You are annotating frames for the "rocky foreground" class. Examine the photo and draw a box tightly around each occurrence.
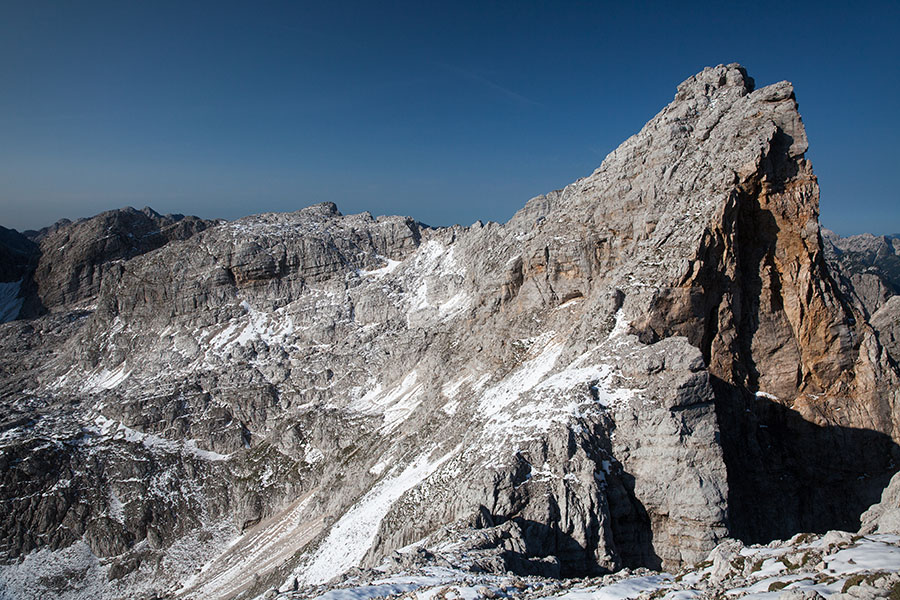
[233,474,900,599]
[1,64,899,600]
[281,533,900,600]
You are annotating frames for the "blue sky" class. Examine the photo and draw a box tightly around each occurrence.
[0,1,898,235]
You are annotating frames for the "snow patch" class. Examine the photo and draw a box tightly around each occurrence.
[86,364,131,391]
[305,447,325,465]
[91,416,230,461]
[206,301,296,355]
[351,371,424,433]
[108,490,125,524]
[311,582,422,600]
[478,338,637,445]
[824,534,900,574]
[540,575,672,599]
[0,542,108,600]
[180,494,317,599]
[295,447,458,585]
[478,334,564,418]
[437,291,472,321]
[609,308,631,338]
[358,256,403,279]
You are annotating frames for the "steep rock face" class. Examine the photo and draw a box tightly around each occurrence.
[871,297,900,366]
[0,226,39,283]
[0,226,39,323]
[823,229,900,317]
[26,206,213,313]
[1,64,898,600]
[859,469,900,536]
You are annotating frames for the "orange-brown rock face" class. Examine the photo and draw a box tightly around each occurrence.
[614,73,899,445]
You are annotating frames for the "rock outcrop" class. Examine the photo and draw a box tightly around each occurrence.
[823,229,900,317]
[860,469,900,535]
[0,207,213,323]
[871,296,900,366]
[0,226,39,323]
[27,206,213,312]
[1,64,898,600]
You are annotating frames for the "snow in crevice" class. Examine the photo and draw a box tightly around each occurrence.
[294,447,459,586]
[108,489,125,524]
[200,300,297,364]
[0,279,24,323]
[85,363,132,391]
[358,256,403,279]
[91,415,230,462]
[350,371,424,433]
[609,308,631,338]
[304,445,325,465]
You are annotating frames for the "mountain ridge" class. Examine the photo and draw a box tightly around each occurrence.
[1,64,898,600]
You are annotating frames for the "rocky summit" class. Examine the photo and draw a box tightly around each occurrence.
[1,64,898,600]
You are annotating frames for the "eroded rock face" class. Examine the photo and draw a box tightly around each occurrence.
[28,206,213,312]
[1,64,897,600]
[871,297,900,366]
[860,469,900,536]
[823,229,900,317]
[0,226,39,323]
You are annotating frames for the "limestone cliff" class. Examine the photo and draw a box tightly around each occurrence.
[0,64,897,600]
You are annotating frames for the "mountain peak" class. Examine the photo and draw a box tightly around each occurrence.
[675,63,755,100]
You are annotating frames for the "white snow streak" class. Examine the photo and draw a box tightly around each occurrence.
[358,256,403,279]
[351,371,424,433]
[297,448,458,585]
[92,416,230,461]
[86,364,131,391]
[478,335,564,418]
[181,494,317,599]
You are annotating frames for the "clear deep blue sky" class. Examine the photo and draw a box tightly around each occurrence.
[1,1,898,235]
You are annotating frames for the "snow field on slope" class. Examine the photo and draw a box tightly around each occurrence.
[402,241,472,325]
[294,447,459,585]
[824,534,900,574]
[539,575,672,599]
[205,300,297,357]
[349,371,424,433]
[478,331,637,448]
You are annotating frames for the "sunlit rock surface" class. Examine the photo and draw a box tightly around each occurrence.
[1,64,898,600]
